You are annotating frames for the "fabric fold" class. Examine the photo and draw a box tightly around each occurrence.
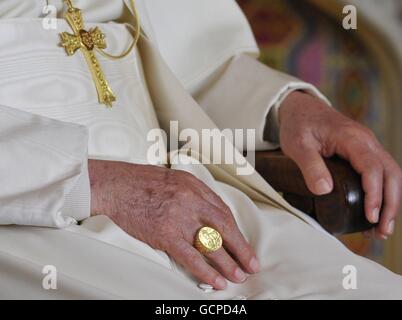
[0,104,90,227]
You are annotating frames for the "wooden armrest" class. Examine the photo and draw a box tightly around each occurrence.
[255,150,375,234]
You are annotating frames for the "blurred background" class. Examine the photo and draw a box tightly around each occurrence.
[237,0,402,273]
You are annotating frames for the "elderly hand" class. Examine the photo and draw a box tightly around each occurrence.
[279,91,402,239]
[88,160,259,289]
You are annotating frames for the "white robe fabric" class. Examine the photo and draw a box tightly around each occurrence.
[0,0,401,299]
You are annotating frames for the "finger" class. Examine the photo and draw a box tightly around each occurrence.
[340,144,384,224]
[190,176,231,214]
[206,248,247,283]
[191,193,260,274]
[288,144,333,195]
[361,161,383,224]
[167,240,227,290]
[222,227,260,275]
[201,210,259,274]
[374,226,388,240]
[377,169,401,237]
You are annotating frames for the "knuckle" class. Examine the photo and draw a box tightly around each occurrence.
[176,245,199,264]
[207,189,231,212]
[359,125,374,137]
[159,225,179,242]
[364,129,378,143]
[366,161,382,174]
[186,250,200,264]
[178,170,196,181]
[237,241,253,258]
[343,125,374,146]
[163,238,179,252]
[359,156,382,174]
[164,202,181,217]
[393,167,402,184]
[355,127,379,149]
[175,185,196,201]
[349,122,371,137]
[339,123,358,138]
[387,163,402,179]
[217,197,232,214]
[216,211,235,230]
[293,132,312,149]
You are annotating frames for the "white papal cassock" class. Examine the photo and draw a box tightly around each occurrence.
[0,0,401,299]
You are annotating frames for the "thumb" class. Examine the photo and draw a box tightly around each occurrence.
[289,146,333,195]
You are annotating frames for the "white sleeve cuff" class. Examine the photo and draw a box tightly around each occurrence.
[265,83,331,144]
[0,105,91,228]
[60,159,91,225]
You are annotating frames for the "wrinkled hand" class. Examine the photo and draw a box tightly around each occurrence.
[279,91,402,239]
[88,160,259,289]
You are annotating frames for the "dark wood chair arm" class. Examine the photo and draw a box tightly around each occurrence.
[254,150,375,235]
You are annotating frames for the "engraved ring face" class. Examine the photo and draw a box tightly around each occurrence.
[195,227,223,253]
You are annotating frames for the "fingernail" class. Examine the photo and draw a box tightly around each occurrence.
[315,178,332,195]
[234,267,246,282]
[371,208,380,223]
[214,276,227,289]
[249,257,260,273]
[386,220,395,235]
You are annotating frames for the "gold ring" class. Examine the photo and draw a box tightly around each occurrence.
[194,226,223,254]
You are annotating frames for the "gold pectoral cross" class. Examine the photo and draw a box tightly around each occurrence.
[60,0,116,107]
